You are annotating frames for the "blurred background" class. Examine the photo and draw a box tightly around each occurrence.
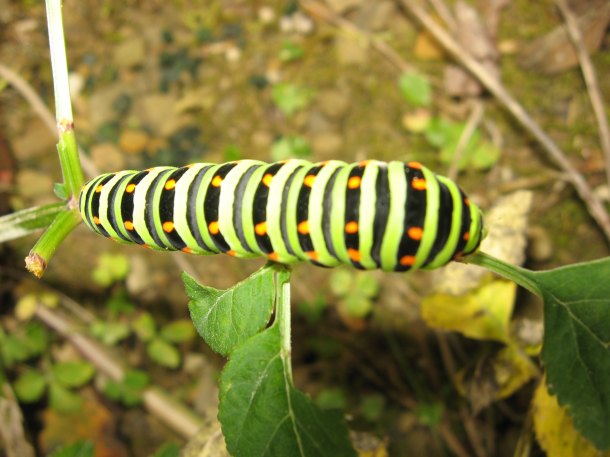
[1,0,609,456]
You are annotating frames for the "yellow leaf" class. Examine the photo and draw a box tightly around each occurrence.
[494,345,539,399]
[421,280,516,342]
[15,295,38,321]
[533,380,610,457]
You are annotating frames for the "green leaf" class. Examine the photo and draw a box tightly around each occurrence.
[132,312,156,342]
[219,324,356,457]
[354,274,379,298]
[534,258,610,451]
[329,269,353,297]
[49,381,83,413]
[398,72,431,107]
[14,369,47,403]
[147,337,181,369]
[360,394,385,422]
[223,145,242,162]
[103,369,149,407]
[90,321,131,346]
[279,41,304,62]
[160,319,195,343]
[271,83,312,116]
[271,136,312,162]
[414,402,443,427]
[92,253,130,287]
[53,182,68,200]
[51,361,95,388]
[342,296,372,319]
[466,253,610,451]
[184,264,278,356]
[48,440,95,457]
[0,203,64,243]
[315,388,347,411]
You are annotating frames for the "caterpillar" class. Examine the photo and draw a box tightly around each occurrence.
[78,159,484,272]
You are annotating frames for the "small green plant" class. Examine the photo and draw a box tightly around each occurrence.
[271,82,313,116]
[13,360,95,412]
[103,369,149,406]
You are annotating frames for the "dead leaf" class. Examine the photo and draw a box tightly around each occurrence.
[533,380,610,456]
[421,280,516,343]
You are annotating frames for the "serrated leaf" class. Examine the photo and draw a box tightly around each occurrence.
[398,72,431,107]
[52,361,95,388]
[184,265,277,356]
[132,312,156,342]
[533,380,606,457]
[160,319,195,343]
[14,369,47,402]
[219,324,356,457]
[49,440,95,457]
[49,381,83,413]
[147,337,181,369]
[531,258,610,451]
[421,280,516,343]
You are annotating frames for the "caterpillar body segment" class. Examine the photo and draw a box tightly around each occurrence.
[79,159,484,272]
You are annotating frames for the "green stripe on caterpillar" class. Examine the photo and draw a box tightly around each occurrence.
[78,159,484,272]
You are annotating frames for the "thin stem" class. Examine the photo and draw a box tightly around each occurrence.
[45,0,84,196]
[25,209,81,278]
[275,266,293,381]
[556,0,610,189]
[45,0,72,123]
[0,202,64,243]
[463,251,541,297]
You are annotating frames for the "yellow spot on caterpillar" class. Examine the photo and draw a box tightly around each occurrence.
[453,252,464,261]
[93,216,101,225]
[463,232,470,241]
[304,174,316,187]
[255,222,267,236]
[347,176,361,189]
[412,178,426,191]
[399,255,416,266]
[262,173,273,187]
[142,244,150,249]
[211,175,223,187]
[165,179,176,190]
[464,197,470,206]
[124,221,134,230]
[182,247,192,254]
[126,183,136,193]
[297,221,309,235]
[345,221,358,234]
[267,252,279,261]
[407,227,423,241]
[358,160,370,167]
[227,250,237,257]
[185,164,195,168]
[347,248,361,262]
[407,161,422,169]
[95,184,103,193]
[162,221,174,233]
[306,251,318,261]
[208,221,220,235]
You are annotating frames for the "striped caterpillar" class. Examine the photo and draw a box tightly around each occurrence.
[78,159,484,272]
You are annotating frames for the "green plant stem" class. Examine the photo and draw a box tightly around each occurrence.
[464,251,541,297]
[25,209,81,278]
[0,203,64,243]
[45,0,84,197]
[275,267,293,382]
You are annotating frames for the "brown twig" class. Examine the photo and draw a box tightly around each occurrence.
[34,304,203,438]
[397,0,610,244]
[300,0,416,74]
[447,100,485,181]
[555,0,610,190]
[0,382,35,457]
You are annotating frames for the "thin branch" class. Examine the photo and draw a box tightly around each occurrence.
[397,0,610,244]
[447,100,485,180]
[555,0,610,190]
[34,304,203,438]
[0,63,98,179]
[301,0,416,74]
